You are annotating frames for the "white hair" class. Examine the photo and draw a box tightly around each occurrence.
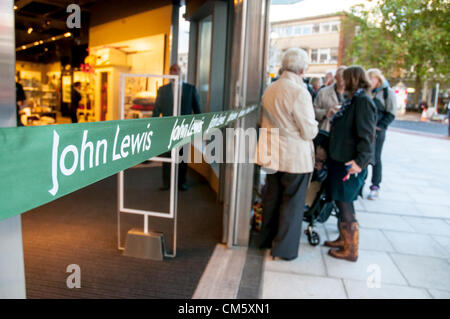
[281,48,309,74]
[367,68,386,86]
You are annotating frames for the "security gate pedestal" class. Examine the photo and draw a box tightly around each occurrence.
[123,229,165,261]
[117,73,181,259]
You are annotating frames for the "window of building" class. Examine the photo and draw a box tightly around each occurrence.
[320,23,330,33]
[311,49,318,63]
[331,21,340,32]
[302,24,312,35]
[312,23,320,33]
[330,48,338,63]
[319,48,329,63]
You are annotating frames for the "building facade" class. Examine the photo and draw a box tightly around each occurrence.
[269,13,354,77]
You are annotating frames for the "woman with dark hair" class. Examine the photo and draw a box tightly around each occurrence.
[324,66,377,262]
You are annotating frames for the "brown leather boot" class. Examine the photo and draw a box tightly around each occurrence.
[328,222,359,262]
[324,222,345,248]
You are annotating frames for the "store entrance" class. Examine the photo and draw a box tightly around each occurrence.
[14,0,226,298]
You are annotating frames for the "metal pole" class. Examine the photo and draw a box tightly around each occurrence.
[0,0,26,298]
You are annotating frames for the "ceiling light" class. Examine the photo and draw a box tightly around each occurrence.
[39,40,44,44]
[34,41,39,46]
[27,27,33,34]
[64,32,71,37]
[14,5,18,10]
[21,45,26,49]
[51,37,56,41]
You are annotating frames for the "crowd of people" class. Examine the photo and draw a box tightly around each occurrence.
[256,48,398,262]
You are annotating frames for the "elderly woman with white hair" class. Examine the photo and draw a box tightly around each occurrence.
[256,48,318,261]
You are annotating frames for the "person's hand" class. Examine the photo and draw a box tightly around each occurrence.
[327,108,337,119]
[345,160,362,175]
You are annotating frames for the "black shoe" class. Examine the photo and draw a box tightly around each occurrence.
[159,186,170,191]
[179,184,188,191]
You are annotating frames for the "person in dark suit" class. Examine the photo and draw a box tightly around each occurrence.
[16,81,26,126]
[153,64,201,191]
[70,82,81,123]
[325,66,376,262]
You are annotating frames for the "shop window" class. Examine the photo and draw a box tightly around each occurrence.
[293,26,302,35]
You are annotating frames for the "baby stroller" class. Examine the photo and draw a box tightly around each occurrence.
[303,130,339,246]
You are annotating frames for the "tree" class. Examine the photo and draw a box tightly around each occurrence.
[346,0,449,106]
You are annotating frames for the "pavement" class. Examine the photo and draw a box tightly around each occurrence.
[260,130,450,299]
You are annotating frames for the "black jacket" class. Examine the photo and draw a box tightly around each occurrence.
[329,92,377,169]
[71,88,81,113]
[153,82,201,117]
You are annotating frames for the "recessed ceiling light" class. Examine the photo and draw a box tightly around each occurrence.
[64,32,71,37]
[27,27,33,34]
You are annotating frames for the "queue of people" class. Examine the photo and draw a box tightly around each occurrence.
[257,48,397,262]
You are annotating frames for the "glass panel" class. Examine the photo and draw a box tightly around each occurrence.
[330,48,338,63]
[196,15,212,112]
[331,22,340,32]
[302,24,312,35]
[321,23,330,33]
[319,48,330,63]
[312,23,320,33]
[311,49,318,63]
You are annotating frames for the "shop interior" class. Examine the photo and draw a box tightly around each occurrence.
[15,0,171,126]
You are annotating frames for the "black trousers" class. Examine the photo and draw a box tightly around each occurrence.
[161,151,187,188]
[70,110,78,123]
[371,129,386,188]
[259,171,311,260]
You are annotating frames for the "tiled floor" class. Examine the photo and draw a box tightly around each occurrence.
[261,130,450,299]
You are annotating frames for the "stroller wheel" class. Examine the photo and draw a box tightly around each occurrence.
[307,231,320,246]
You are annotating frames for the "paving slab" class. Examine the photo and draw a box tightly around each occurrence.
[322,248,407,285]
[265,243,327,277]
[415,203,450,219]
[431,235,450,258]
[383,230,448,259]
[343,279,430,299]
[403,216,450,237]
[390,254,450,291]
[428,289,450,299]
[262,271,347,299]
[357,212,415,232]
[362,200,423,217]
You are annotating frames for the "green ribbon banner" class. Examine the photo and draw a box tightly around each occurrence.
[0,105,258,221]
